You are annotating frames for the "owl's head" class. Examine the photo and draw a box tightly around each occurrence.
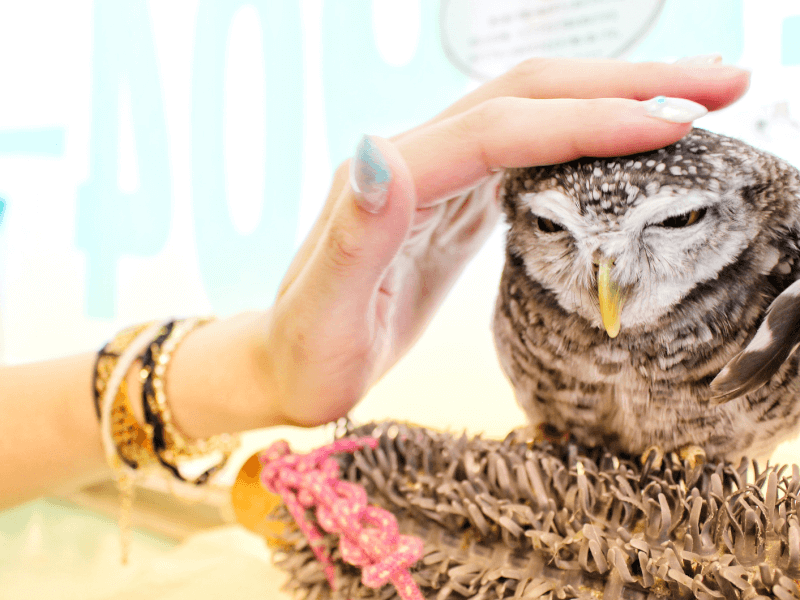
[501,128,800,338]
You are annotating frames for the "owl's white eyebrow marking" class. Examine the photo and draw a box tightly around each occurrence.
[521,190,585,232]
[623,190,714,231]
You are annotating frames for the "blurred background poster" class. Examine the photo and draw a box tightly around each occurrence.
[0,0,798,438]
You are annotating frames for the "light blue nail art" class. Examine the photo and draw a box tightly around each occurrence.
[350,135,392,213]
[0,199,5,226]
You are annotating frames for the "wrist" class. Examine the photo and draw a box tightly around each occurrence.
[165,310,289,437]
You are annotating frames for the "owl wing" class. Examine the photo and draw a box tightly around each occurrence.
[710,278,800,403]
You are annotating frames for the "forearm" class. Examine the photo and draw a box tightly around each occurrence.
[0,311,286,509]
[0,352,107,509]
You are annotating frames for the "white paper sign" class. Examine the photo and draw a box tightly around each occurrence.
[441,0,666,80]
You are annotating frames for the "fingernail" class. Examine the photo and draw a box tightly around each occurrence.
[0,198,5,226]
[350,135,392,214]
[674,53,723,66]
[641,96,708,123]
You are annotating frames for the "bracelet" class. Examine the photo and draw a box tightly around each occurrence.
[93,321,154,418]
[93,321,161,470]
[95,319,170,564]
[140,317,239,485]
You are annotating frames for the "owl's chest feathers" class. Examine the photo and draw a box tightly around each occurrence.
[494,252,797,458]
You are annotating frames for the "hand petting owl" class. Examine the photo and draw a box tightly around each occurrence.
[494,128,800,463]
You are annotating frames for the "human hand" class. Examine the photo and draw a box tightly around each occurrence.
[258,57,750,427]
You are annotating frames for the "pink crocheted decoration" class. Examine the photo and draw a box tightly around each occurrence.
[260,438,425,600]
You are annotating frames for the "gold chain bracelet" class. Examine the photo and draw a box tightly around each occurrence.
[140,317,239,485]
[95,320,169,563]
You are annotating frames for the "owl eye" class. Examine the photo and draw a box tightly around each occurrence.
[536,216,565,233]
[657,207,707,228]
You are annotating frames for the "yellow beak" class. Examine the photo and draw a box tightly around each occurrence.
[597,258,623,338]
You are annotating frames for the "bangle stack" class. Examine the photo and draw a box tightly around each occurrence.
[93,317,240,563]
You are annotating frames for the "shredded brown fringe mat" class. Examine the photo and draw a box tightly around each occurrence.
[268,421,800,600]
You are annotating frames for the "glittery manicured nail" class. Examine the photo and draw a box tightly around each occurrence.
[642,96,708,123]
[674,54,723,66]
[0,199,5,226]
[350,135,392,214]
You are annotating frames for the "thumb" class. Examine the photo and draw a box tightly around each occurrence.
[290,135,416,327]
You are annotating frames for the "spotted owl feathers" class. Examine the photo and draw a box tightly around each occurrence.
[493,128,800,461]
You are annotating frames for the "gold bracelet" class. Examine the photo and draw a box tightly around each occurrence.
[95,319,170,564]
[94,321,161,470]
[140,317,239,484]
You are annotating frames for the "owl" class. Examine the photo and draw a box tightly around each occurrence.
[493,128,800,463]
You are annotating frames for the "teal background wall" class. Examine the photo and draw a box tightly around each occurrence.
[0,0,799,392]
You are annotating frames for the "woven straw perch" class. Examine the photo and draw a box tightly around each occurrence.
[267,420,800,600]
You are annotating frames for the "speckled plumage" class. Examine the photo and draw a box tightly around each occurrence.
[493,128,800,461]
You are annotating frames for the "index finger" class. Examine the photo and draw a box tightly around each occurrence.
[398,58,750,139]
[399,97,703,207]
